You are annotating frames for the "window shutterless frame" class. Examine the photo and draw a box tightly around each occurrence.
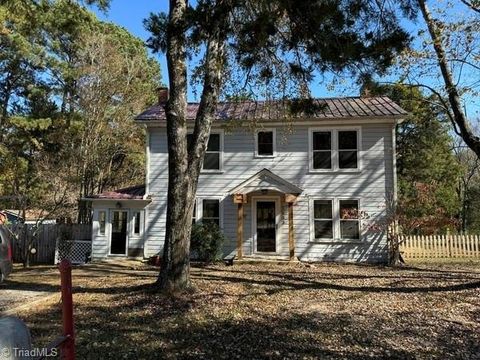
[187,130,224,173]
[309,197,362,242]
[197,197,223,228]
[254,128,276,158]
[308,127,362,172]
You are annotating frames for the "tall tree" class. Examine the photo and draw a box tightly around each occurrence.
[398,0,480,157]
[0,0,161,224]
[145,0,416,291]
[367,84,462,234]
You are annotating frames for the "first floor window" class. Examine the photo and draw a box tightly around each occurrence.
[98,211,106,235]
[192,199,197,226]
[133,211,141,235]
[339,200,360,239]
[202,199,220,226]
[313,200,333,239]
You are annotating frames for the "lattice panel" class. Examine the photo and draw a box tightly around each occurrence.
[55,240,92,264]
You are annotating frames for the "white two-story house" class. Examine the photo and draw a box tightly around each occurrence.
[86,89,406,263]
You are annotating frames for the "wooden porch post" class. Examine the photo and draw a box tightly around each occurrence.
[234,194,247,259]
[237,202,243,259]
[288,202,294,260]
[285,194,297,261]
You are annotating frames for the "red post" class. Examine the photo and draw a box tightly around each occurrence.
[59,259,75,360]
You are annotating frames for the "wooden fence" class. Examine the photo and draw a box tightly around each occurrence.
[7,224,92,264]
[399,234,480,259]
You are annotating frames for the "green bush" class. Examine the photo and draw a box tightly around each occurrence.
[190,222,225,262]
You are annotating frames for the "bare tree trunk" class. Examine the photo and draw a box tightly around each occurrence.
[417,0,480,157]
[157,0,191,291]
[157,0,228,292]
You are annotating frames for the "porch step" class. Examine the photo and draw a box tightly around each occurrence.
[233,256,300,265]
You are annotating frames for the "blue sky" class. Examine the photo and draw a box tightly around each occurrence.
[93,0,365,101]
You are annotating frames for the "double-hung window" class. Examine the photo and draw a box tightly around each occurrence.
[312,131,332,169]
[187,132,223,171]
[339,200,360,240]
[255,129,276,157]
[338,131,358,169]
[310,128,360,171]
[313,200,333,239]
[202,199,220,227]
[311,198,361,241]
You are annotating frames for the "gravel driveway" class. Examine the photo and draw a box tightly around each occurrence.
[0,266,59,314]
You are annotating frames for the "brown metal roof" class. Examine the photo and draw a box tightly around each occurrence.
[135,96,407,122]
[88,185,146,200]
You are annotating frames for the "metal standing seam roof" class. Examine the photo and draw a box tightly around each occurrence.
[86,185,146,200]
[135,96,407,122]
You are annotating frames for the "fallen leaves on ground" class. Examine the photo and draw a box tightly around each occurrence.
[9,260,480,359]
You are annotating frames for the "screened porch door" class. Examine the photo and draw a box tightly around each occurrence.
[255,201,276,253]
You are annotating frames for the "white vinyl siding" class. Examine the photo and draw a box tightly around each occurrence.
[146,122,394,263]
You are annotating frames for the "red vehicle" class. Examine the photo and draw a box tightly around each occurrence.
[0,226,13,282]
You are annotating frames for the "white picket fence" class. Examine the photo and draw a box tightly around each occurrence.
[399,234,480,259]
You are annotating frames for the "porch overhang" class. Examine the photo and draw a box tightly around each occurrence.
[228,168,303,198]
[229,169,302,261]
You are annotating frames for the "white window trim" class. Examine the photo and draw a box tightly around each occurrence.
[201,130,224,173]
[308,127,362,173]
[197,197,223,229]
[310,198,335,241]
[338,198,361,241]
[254,128,276,158]
[309,197,362,243]
[131,210,143,237]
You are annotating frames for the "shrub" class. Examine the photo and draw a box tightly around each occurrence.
[190,222,225,262]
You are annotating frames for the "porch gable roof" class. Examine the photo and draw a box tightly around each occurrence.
[228,168,303,195]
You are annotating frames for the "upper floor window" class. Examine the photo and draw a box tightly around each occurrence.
[255,129,276,157]
[310,128,360,171]
[312,131,332,169]
[338,131,358,169]
[187,132,223,172]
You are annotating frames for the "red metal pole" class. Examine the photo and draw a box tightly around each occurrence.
[59,259,75,360]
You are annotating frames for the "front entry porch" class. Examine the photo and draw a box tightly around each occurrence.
[229,168,302,261]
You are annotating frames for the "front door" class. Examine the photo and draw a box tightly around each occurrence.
[256,201,276,252]
[111,211,127,255]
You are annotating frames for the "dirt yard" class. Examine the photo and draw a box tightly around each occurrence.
[3,260,480,359]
